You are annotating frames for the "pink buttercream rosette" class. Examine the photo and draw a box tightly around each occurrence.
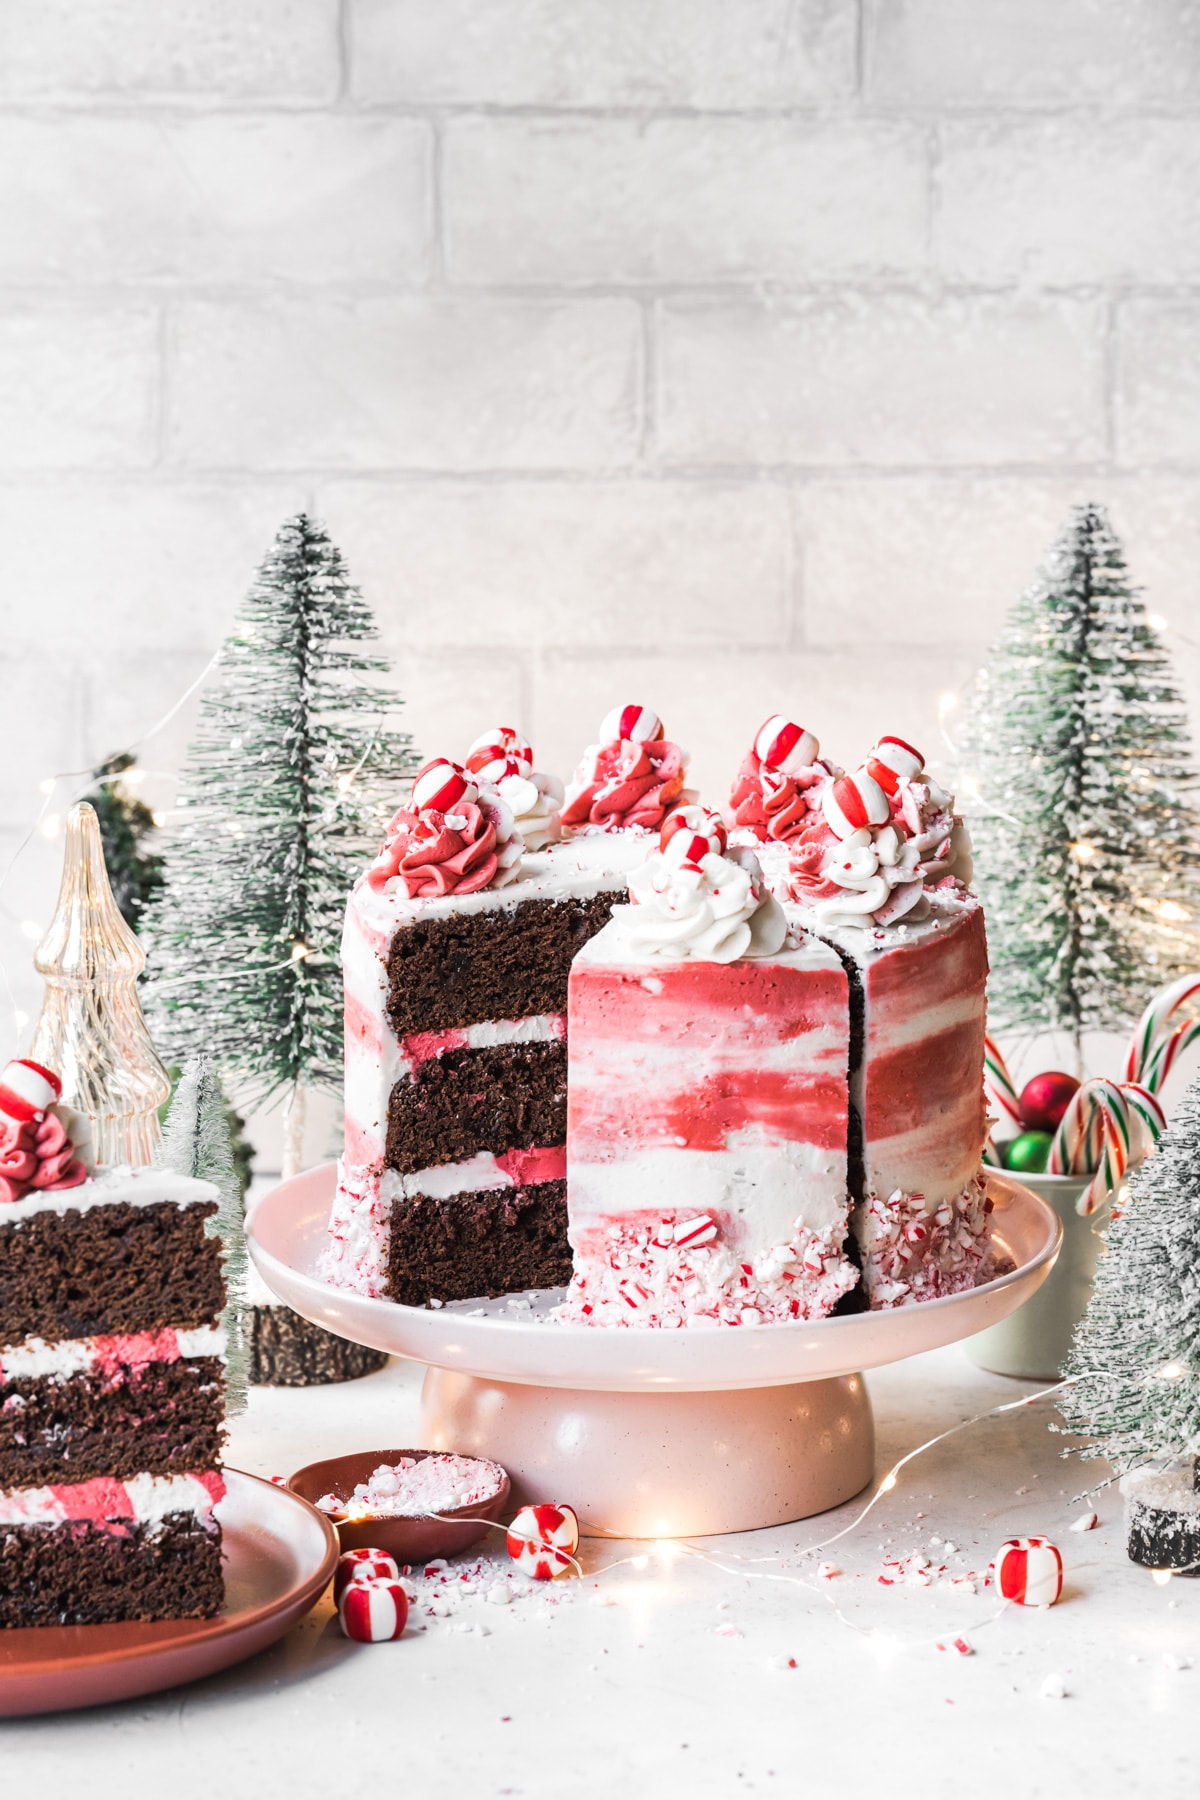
[562,737,688,834]
[366,759,523,900]
[0,1111,88,1205]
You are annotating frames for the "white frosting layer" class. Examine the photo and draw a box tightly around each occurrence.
[0,1324,224,1382]
[0,1469,222,1528]
[613,848,788,964]
[0,1164,219,1226]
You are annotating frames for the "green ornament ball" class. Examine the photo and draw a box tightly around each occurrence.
[1003,1130,1053,1175]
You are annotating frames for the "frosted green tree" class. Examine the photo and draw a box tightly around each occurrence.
[1060,1072,1200,1474]
[961,503,1200,1070]
[145,514,419,1173]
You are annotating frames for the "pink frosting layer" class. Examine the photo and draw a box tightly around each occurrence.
[562,739,687,833]
[0,1469,225,1532]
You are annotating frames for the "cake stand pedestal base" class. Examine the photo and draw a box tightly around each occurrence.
[419,1367,875,1538]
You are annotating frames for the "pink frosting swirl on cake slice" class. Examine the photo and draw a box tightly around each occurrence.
[727,715,836,843]
[0,1109,88,1204]
[366,761,523,900]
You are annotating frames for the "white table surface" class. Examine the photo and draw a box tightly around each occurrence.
[4,1345,1193,1800]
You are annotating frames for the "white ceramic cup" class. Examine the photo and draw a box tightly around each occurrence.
[965,1170,1112,1381]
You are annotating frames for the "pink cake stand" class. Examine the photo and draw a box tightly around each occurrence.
[247,1169,1060,1539]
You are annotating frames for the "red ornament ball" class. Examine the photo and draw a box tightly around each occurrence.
[1018,1070,1079,1133]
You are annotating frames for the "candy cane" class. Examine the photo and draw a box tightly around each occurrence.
[1049,1085,1092,1175]
[1124,973,1200,1087]
[1144,1017,1200,1097]
[1122,1082,1167,1160]
[983,1036,1023,1126]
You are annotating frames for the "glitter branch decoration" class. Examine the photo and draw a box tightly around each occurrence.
[144,515,420,1176]
[960,504,1200,1072]
[29,802,170,1166]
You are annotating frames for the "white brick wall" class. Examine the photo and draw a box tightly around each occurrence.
[2,0,1199,1144]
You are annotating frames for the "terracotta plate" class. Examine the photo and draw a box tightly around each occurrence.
[0,1469,338,1718]
[248,1165,1062,1392]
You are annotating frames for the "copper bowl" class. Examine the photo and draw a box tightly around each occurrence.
[287,1447,510,1564]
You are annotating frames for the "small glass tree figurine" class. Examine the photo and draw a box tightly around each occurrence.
[29,801,170,1166]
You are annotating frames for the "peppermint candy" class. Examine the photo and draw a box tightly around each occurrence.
[598,704,663,745]
[465,727,534,784]
[411,758,476,814]
[506,1503,581,1581]
[821,769,891,840]
[661,805,727,859]
[673,1214,718,1249]
[333,1547,400,1604]
[995,1536,1063,1607]
[754,716,819,775]
[865,735,924,796]
[338,1574,410,1641]
[0,1060,61,1126]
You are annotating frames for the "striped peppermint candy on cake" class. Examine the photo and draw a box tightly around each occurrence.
[410,758,478,815]
[464,726,534,784]
[0,1059,61,1126]
[865,736,924,796]
[821,768,892,840]
[598,703,663,745]
[660,805,728,867]
[754,715,819,775]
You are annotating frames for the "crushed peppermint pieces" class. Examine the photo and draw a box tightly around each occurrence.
[314,1455,506,1519]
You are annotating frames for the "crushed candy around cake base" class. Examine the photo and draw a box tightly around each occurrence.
[857,1173,1005,1309]
[556,1215,857,1328]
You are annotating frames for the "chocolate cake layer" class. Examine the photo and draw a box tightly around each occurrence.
[0,1359,225,1489]
[386,1041,566,1175]
[387,1179,571,1306]
[0,1514,223,1627]
[386,893,616,1038]
[0,1202,222,1343]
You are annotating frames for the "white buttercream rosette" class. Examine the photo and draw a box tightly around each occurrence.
[616,844,788,964]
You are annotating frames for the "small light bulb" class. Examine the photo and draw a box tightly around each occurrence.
[38,813,60,840]
[1152,1569,1173,1586]
[1071,841,1097,864]
[1158,901,1189,923]
[630,1554,649,1571]
[1148,613,1168,631]
[12,1009,27,1030]
[38,777,55,796]
[880,1471,898,1493]
[938,692,958,716]
[123,766,145,786]
[1157,1361,1185,1381]
[290,941,309,962]
[337,773,354,793]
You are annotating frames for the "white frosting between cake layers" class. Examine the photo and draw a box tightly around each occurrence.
[0,1324,225,1383]
[0,1165,220,1226]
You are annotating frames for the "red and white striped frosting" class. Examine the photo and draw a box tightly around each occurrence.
[0,1468,225,1529]
[598,703,663,745]
[753,716,819,775]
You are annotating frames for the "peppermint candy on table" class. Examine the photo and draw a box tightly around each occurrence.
[598,703,663,745]
[333,1547,400,1604]
[661,804,727,859]
[465,727,533,783]
[338,1574,410,1641]
[865,735,924,795]
[674,1214,718,1249]
[821,769,891,840]
[411,758,476,814]
[754,715,819,775]
[507,1503,581,1581]
[0,1060,61,1126]
[995,1536,1063,1607]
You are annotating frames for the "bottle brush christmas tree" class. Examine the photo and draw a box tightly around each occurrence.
[1060,1071,1200,1571]
[145,513,419,1177]
[961,503,1200,1073]
[91,753,164,931]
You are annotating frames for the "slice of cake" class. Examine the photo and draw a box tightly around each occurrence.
[783,739,991,1306]
[322,745,643,1306]
[0,1060,226,1627]
[562,814,859,1326]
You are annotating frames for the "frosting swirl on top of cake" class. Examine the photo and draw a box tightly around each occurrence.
[366,759,523,900]
[0,1059,91,1205]
[786,737,972,930]
[562,705,690,834]
[465,727,564,853]
[728,714,839,844]
[611,813,788,963]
